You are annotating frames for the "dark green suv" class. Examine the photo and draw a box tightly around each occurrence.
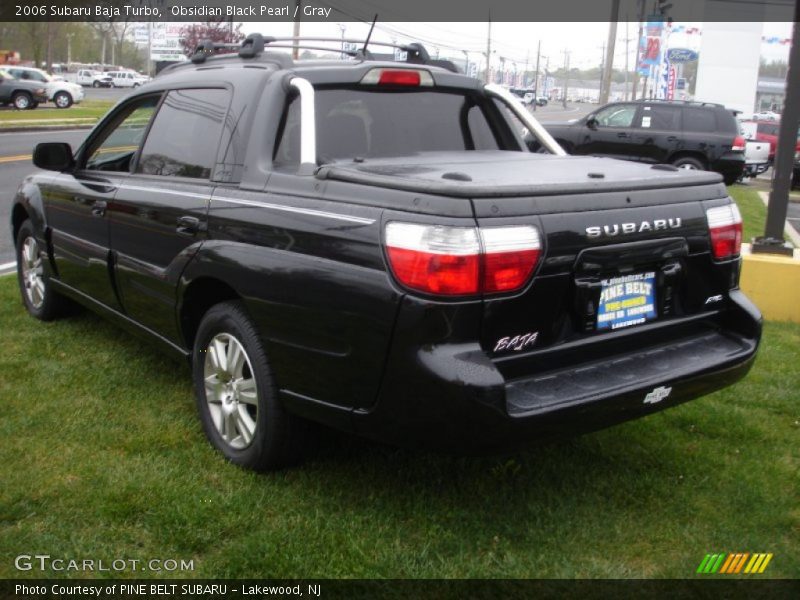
[541,99,746,185]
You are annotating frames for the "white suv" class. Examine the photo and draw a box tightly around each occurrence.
[4,66,84,108]
[106,71,149,88]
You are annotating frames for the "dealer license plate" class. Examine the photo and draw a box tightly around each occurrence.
[596,271,657,330]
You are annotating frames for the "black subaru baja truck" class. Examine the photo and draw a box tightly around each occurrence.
[12,35,761,470]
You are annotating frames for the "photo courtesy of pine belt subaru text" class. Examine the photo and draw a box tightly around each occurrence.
[11,35,762,471]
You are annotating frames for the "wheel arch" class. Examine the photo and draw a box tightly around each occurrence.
[667,151,708,170]
[178,276,242,352]
[11,203,30,248]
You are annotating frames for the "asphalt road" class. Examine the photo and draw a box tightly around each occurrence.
[0,129,90,267]
[788,200,800,234]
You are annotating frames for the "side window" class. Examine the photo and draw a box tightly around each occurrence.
[467,105,501,151]
[594,104,636,128]
[683,107,717,133]
[137,88,229,179]
[637,104,681,130]
[84,96,159,172]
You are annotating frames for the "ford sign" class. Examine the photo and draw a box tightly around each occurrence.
[666,48,699,63]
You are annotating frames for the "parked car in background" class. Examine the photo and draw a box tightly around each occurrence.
[107,70,149,88]
[3,66,84,108]
[752,110,780,121]
[742,139,770,180]
[793,151,800,189]
[540,99,746,185]
[740,119,800,163]
[76,69,113,88]
[0,68,48,109]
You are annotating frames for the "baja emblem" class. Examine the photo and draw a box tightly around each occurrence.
[494,332,538,353]
[644,386,672,404]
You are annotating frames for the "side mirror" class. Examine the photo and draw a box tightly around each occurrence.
[586,117,599,130]
[33,142,74,172]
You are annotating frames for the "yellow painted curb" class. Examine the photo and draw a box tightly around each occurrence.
[740,244,800,323]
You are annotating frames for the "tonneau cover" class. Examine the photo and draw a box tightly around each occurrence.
[317,151,723,198]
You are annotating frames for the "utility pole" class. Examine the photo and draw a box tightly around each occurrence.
[631,0,646,100]
[753,1,800,255]
[292,0,301,59]
[523,49,529,88]
[624,21,631,100]
[599,42,606,103]
[533,40,541,111]
[562,49,570,108]
[600,0,620,105]
[485,19,492,83]
[338,24,346,59]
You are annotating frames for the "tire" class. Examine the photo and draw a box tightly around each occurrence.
[16,220,66,321]
[12,92,32,110]
[671,156,705,171]
[133,83,140,88]
[92,80,100,88]
[192,301,310,471]
[53,91,73,109]
[723,173,740,186]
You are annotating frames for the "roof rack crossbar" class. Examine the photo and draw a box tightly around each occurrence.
[184,35,460,74]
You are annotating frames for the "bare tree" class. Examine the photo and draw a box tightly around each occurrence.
[179,21,245,57]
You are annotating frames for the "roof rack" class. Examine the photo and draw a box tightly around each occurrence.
[186,33,460,74]
[632,98,724,108]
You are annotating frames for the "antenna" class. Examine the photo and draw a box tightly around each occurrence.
[362,14,378,56]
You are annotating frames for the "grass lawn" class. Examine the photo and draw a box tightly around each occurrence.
[0,100,113,127]
[729,185,769,244]
[0,274,797,580]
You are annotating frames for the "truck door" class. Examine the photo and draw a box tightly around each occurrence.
[579,103,640,160]
[42,95,160,310]
[108,88,229,343]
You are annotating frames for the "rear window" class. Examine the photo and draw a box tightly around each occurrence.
[757,123,779,136]
[682,107,718,133]
[274,88,504,167]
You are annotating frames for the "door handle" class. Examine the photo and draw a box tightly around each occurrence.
[617,132,628,138]
[176,215,204,236]
[91,200,107,217]
[666,136,678,142]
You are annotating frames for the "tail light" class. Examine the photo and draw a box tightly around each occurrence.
[732,135,746,152]
[706,204,742,260]
[360,68,434,87]
[480,226,541,292]
[385,222,541,296]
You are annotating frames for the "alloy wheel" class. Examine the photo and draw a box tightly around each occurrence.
[20,236,45,309]
[203,333,259,449]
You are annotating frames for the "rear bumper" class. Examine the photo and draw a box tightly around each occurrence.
[711,154,746,180]
[353,290,762,452]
